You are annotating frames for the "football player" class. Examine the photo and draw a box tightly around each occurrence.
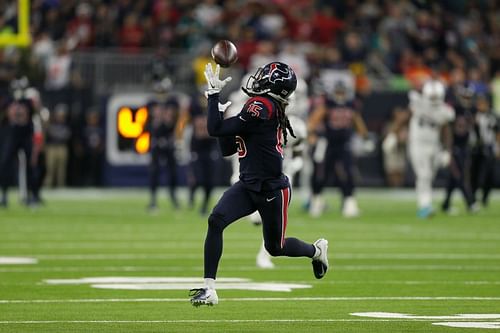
[146,78,186,213]
[227,76,309,269]
[146,88,181,212]
[470,95,499,207]
[189,62,329,306]
[307,78,369,218]
[408,80,455,218]
[0,91,35,207]
[441,85,476,214]
[187,94,218,215]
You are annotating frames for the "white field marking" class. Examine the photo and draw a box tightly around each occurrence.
[3,239,500,250]
[91,283,311,292]
[0,319,428,324]
[43,277,249,285]
[3,264,500,273]
[351,312,500,320]
[24,253,500,261]
[433,322,500,329]
[0,257,38,265]
[292,280,500,285]
[0,253,491,261]
[2,297,500,304]
[42,276,310,292]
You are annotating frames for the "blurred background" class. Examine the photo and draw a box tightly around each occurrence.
[0,0,498,195]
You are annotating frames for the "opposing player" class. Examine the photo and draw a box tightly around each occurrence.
[408,80,454,218]
[189,62,329,306]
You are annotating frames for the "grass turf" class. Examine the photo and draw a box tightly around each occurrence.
[0,188,499,332]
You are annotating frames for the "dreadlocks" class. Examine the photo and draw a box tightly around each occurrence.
[276,101,295,147]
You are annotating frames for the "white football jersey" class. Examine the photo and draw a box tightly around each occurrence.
[408,91,455,146]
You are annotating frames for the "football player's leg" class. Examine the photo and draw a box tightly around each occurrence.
[259,187,315,258]
[200,155,214,215]
[482,154,495,206]
[455,151,475,210]
[166,148,179,208]
[469,152,481,204]
[309,153,329,217]
[410,146,433,210]
[188,161,197,208]
[148,149,160,208]
[338,149,359,217]
[0,134,17,206]
[204,182,256,279]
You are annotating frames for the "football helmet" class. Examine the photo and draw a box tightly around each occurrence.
[243,62,297,104]
[455,83,474,108]
[332,80,350,104]
[422,80,445,106]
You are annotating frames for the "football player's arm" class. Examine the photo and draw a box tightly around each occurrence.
[307,104,326,144]
[207,94,247,136]
[353,111,368,139]
[441,122,452,152]
[175,108,190,140]
[218,137,237,156]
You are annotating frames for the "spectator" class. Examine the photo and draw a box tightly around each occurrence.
[44,41,72,109]
[311,6,344,46]
[44,104,71,188]
[67,3,94,49]
[81,110,104,187]
[119,13,144,52]
[93,3,116,48]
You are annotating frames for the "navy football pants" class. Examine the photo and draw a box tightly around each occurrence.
[442,148,474,210]
[204,181,315,279]
[312,146,354,198]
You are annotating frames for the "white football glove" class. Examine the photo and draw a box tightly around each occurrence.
[439,150,451,167]
[204,63,232,95]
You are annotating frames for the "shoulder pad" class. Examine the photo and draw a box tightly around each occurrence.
[243,97,275,120]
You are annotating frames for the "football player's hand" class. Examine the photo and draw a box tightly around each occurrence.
[439,150,451,167]
[204,63,232,95]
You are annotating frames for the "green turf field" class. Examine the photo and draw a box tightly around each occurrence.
[0,188,499,332]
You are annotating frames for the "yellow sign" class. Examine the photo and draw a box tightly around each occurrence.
[117,106,150,154]
[0,0,31,47]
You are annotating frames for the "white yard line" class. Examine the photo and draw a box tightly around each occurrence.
[2,297,500,304]
[2,265,500,273]
[0,319,434,324]
[2,242,499,251]
[3,253,496,260]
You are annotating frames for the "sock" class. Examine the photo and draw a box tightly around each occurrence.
[204,278,215,290]
[313,244,320,259]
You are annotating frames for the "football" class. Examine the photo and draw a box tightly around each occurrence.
[211,40,238,68]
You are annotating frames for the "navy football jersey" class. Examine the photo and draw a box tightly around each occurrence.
[207,94,289,192]
[324,98,357,145]
[452,106,474,149]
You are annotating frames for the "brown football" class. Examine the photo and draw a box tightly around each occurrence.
[211,40,238,68]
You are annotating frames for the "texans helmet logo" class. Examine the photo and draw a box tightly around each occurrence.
[268,63,292,83]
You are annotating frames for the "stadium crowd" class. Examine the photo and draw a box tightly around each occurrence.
[0,0,499,212]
